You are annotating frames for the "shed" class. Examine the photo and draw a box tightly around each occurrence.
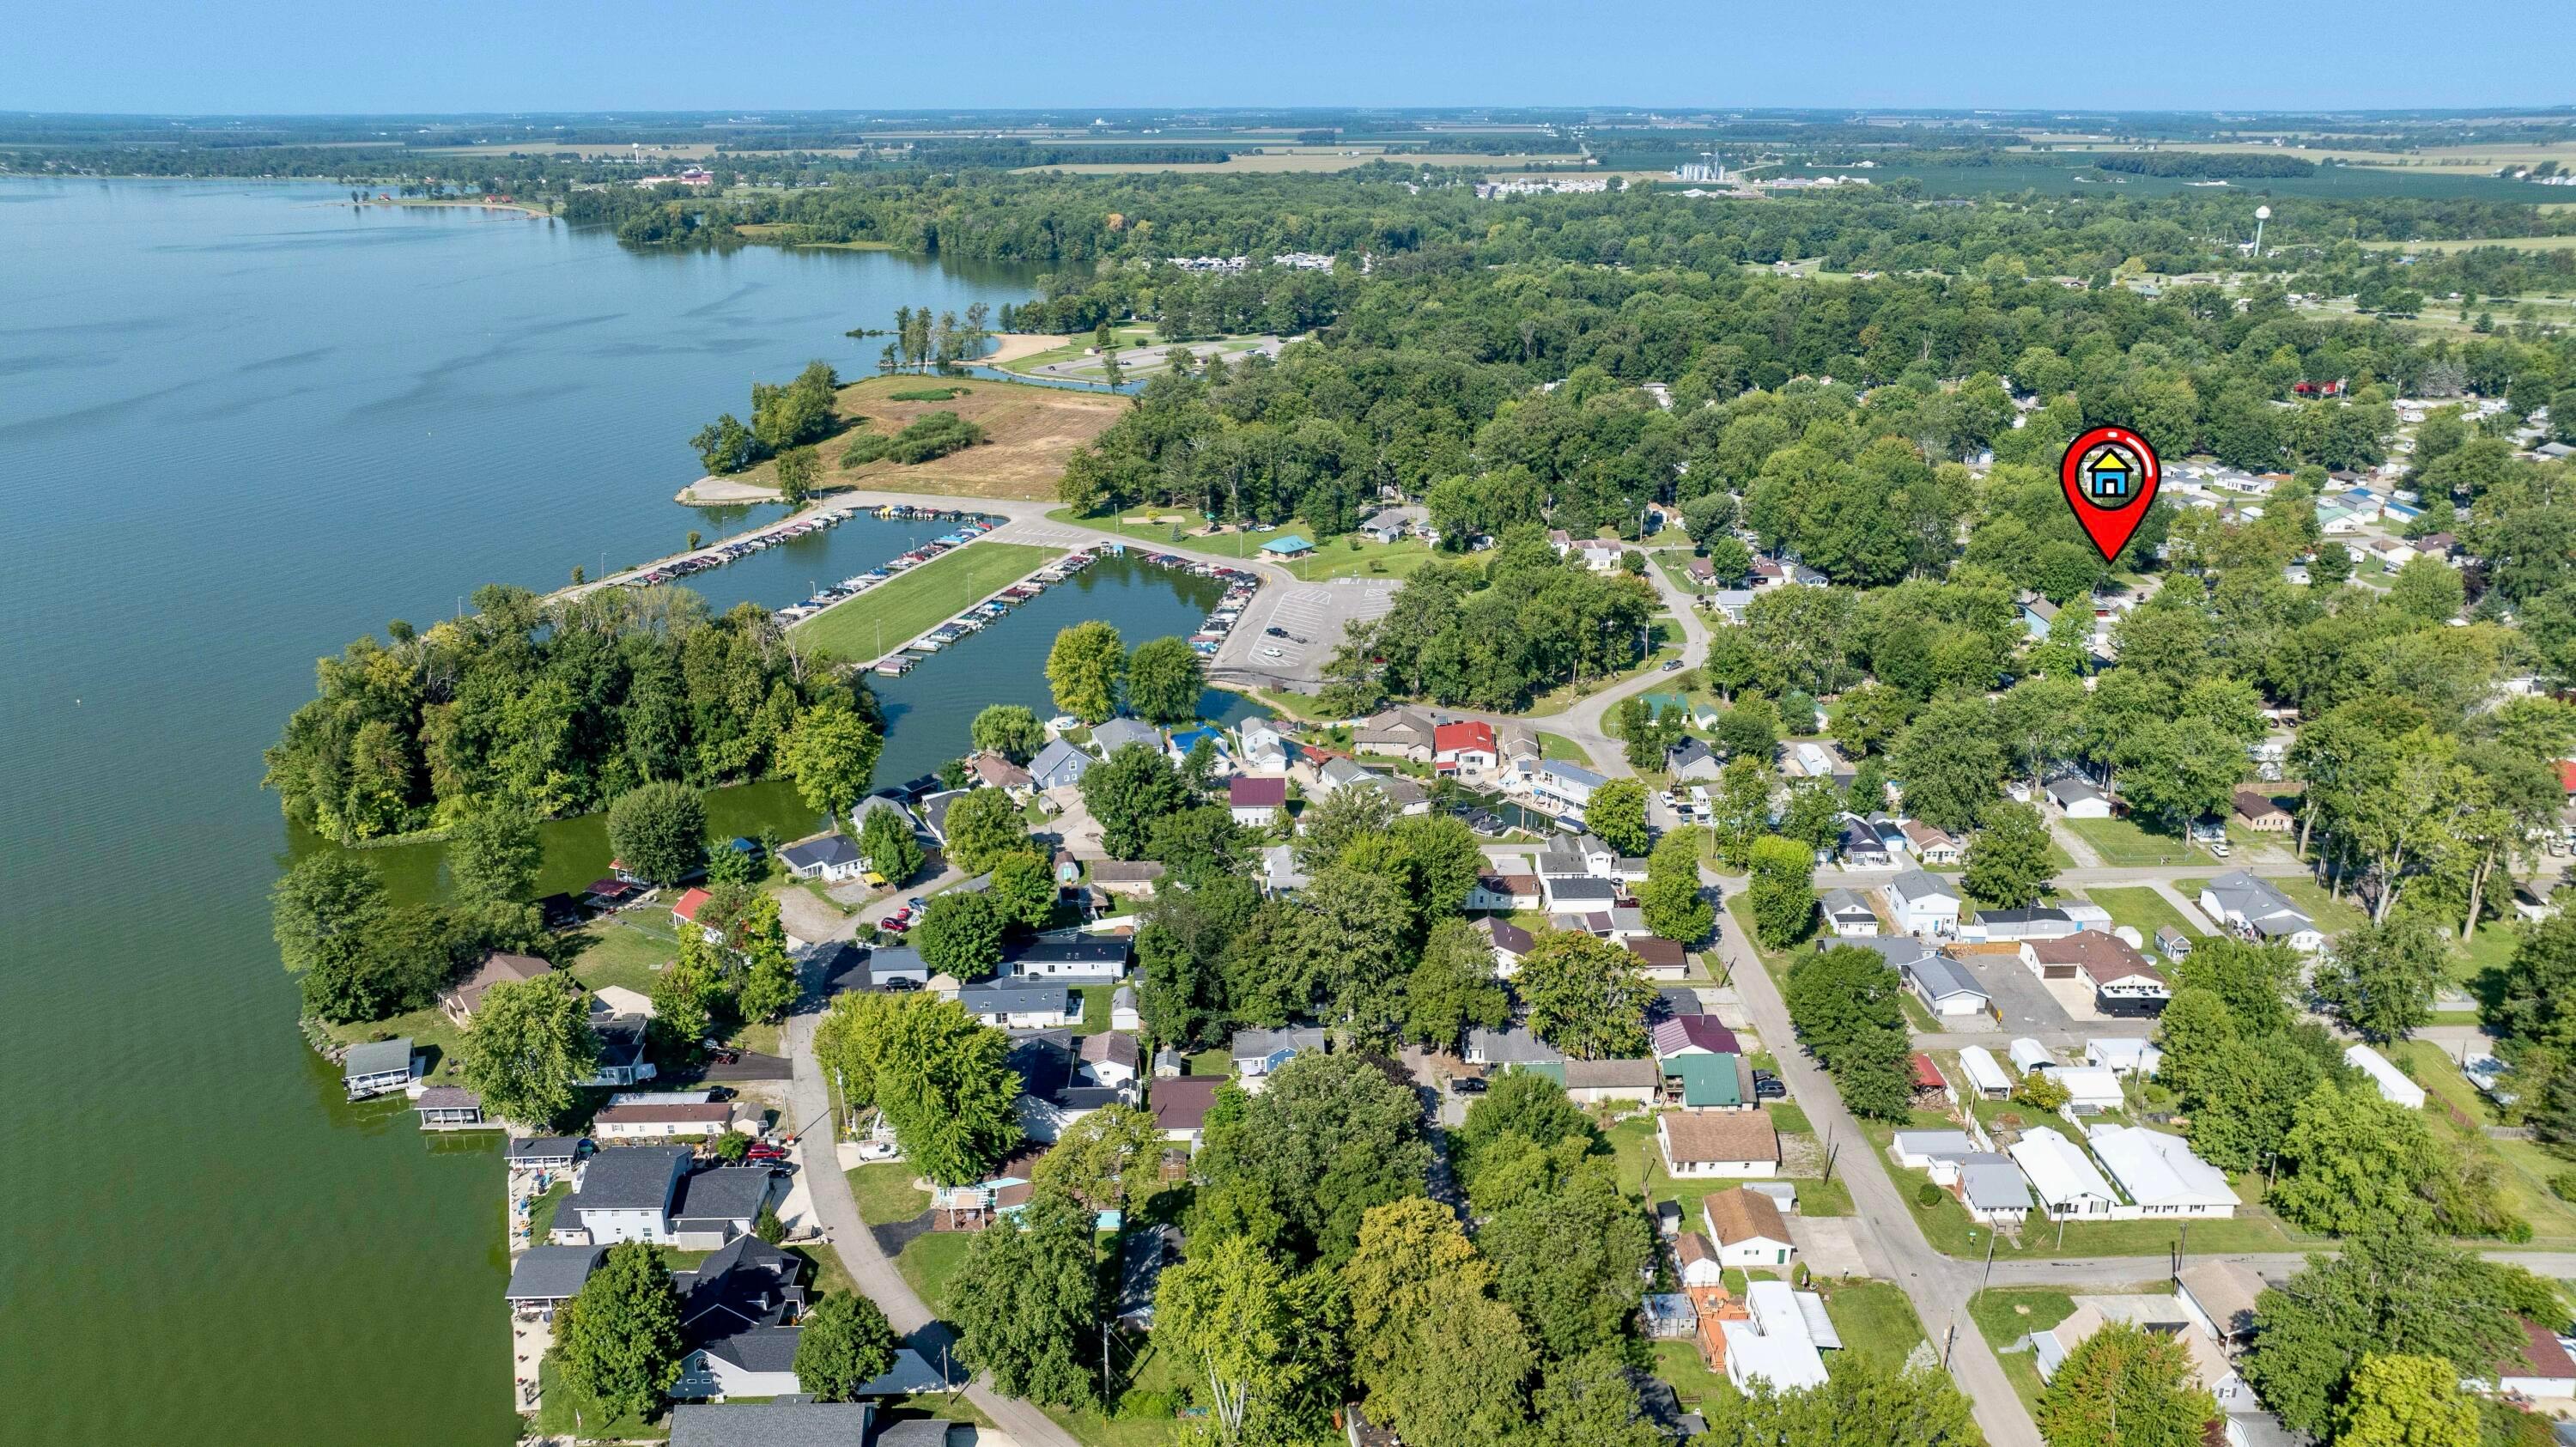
[2345,1043,2427,1110]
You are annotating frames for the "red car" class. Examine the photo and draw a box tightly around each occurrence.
[744,1143,790,1162]
[879,915,910,934]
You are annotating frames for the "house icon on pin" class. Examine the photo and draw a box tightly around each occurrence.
[2085,447,2134,502]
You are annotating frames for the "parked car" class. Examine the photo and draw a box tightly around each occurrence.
[906,897,927,911]
[1753,1075,1788,1101]
[1452,1077,1489,1095]
[744,1143,790,1162]
[879,916,911,934]
[1662,659,1686,671]
[1261,647,1285,660]
[1265,625,1288,637]
[884,976,920,992]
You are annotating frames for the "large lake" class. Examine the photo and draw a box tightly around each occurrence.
[0,179,1219,1444]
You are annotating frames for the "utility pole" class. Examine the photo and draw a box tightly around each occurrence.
[1980,1225,1999,1297]
[1820,1120,1838,1185]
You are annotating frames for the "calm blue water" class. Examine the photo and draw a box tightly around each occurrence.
[0,177,1212,1446]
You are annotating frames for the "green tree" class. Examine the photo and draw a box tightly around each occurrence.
[2036,1320,2217,1447]
[1747,834,1819,949]
[1277,866,1416,1037]
[1783,943,1913,1120]
[1367,1276,1535,1447]
[652,924,722,1051]
[1585,777,1650,857]
[1526,1349,1661,1447]
[989,849,1058,928]
[2314,918,2446,1045]
[1516,928,1655,1060]
[1158,1233,1343,1445]
[1386,813,1485,918]
[774,444,819,506]
[855,805,924,886]
[1190,1050,1430,1266]
[1342,1196,1492,1399]
[1046,620,1126,723]
[1961,800,2056,908]
[460,973,599,1128]
[1893,698,2006,833]
[2269,1079,2482,1237]
[793,1292,897,1402]
[950,1184,1103,1407]
[554,1242,685,1423]
[1293,781,1395,869]
[1479,1156,1656,1359]
[914,890,1008,977]
[1079,741,1194,860]
[2332,1353,2482,1447]
[941,787,1030,875]
[781,696,882,821]
[1402,916,1510,1050]
[605,780,707,887]
[735,893,800,1024]
[969,704,1047,763]
[815,993,1020,1183]
[447,805,544,903]
[1639,830,1714,942]
[1126,635,1208,725]
[271,850,393,1021]
[1030,1103,1164,1212]
[1699,1359,1977,1447]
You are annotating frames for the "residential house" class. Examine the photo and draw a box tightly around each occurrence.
[2346,1043,2427,1109]
[1236,718,1291,772]
[1540,831,1619,879]
[1010,1031,1128,1144]
[1466,1024,1565,1070]
[1473,916,1525,973]
[2197,871,2323,952]
[1117,1224,1182,1328]
[585,1016,658,1087]
[2233,788,2292,832]
[914,789,968,846]
[505,1244,603,1316]
[669,1404,932,1447]
[1232,1026,1327,1082]
[671,887,716,932]
[1702,1187,1796,1268]
[1151,1075,1224,1151]
[1958,1050,2012,1104]
[1627,938,1690,980]
[669,1235,809,1399]
[1027,738,1094,792]
[1352,707,1436,763]
[1227,775,1287,827]
[2052,1067,2128,1114]
[851,792,926,839]
[2047,777,2112,818]
[1652,1016,1742,1059]
[1959,1158,2036,1223]
[2009,1126,2123,1221]
[965,751,1034,795]
[1900,820,1963,866]
[778,832,866,885]
[1534,760,1607,812]
[2496,1322,2576,1400]
[1261,843,1309,897]
[1837,815,1893,867]
[441,951,552,1025]
[1886,870,1963,937]
[1657,1110,1780,1178]
[557,1146,773,1249]
[1819,888,1880,937]
[1434,720,1499,776]
[1540,872,1621,913]
[1086,860,1166,901]
[2177,1261,2265,1349]
[1970,907,2078,943]
[343,1037,417,1100]
[1905,951,1990,1018]
[2088,1124,2240,1218]
[1668,1052,1752,1109]
[507,1136,584,1172]
[1555,1057,1663,1104]
[1708,588,1757,624]
[1078,1031,1142,1090]
[1359,509,1410,543]
[956,980,1080,1029]
[2084,1038,2163,1076]
[2026,933,2171,1016]
[1715,1280,1838,1392]
[1092,717,1161,758]
[1468,872,1542,912]
[412,1085,489,1132]
[1666,737,1723,782]
[1891,1129,1980,1175]
[595,1101,738,1141]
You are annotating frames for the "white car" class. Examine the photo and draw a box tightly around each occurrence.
[1261,646,1285,660]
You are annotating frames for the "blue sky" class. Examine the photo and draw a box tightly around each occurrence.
[8,1,2565,114]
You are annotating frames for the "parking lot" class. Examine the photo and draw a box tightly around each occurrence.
[1951,950,2075,1036]
[1215,578,1400,689]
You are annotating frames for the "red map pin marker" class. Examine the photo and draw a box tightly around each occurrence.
[2059,426,2162,563]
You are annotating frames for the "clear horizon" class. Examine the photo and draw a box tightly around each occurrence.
[8,0,2567,116]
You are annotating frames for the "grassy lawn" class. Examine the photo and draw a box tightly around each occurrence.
[1043,1332,1198,1447]
[2081,887,2202,946]
[1820,1279,1929,1372]
[2064,816,2203,866]
[536,1358,671,1439]
[1282,537,1439,582]
[1075,983,1115,1037]
[791,542,1063,660]
[2453,916,2526,995]
[1045,506,1209,546]
[896,1231,976,1316]
[1652,1338,1741,1412]
[1537,732,1590,762]
[848,1163,932,1226]
[789,1242,858,1301]
[1182,1046,1233,1079]
[2391,1040,2576,1247]
[1608,1114,1858,1219]
[527,1180,571,1240]
[1522,626,1686,719]
[1967,1288,2079,1414]
[1724,894,1804,984]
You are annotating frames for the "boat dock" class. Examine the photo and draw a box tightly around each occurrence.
[848,542,1266,678]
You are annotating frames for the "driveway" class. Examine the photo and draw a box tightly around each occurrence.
[1790,1216,1870,1278]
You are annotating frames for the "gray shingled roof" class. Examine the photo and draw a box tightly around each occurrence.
[670,1403,877,1447]
[505,1245,604,1301]
[569,1146,689,1214]
[672,1166,774,1225]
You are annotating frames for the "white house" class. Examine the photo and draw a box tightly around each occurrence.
[2051,1066,2128,1114]
[1886,869,1962,937]
[2008,1037,2057,1073]
[2345,1043,2427,1109]
[1905,953,1990,1018]
[1534,760,1607,811]
[955,980,1080,1029]
[1890,1129,1979,1174]
[2084,1038,2164,1076]
[2197,871,2324,953]
[1467,872,1542,911]
[1674,1231,1728,1289]
[1657,1110,1780,1179]
[778,832,866,884]
[1226,775,1287,827]
[1702,1187,1797,1268]
[2010,1126,2123,1221]
[1720,1280,1838,1393]
[1237,718,1291,773]
[1819,888,1880,937]
[593,1101,739,1141]
[1958,1046,2014,1099]
[2087,1124,2240,1219]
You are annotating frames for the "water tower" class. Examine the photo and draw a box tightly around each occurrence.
[2251,204,2270,258]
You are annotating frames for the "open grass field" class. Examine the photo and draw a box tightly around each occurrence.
[2063,816,2204,866]
[1014,147,1571,174]
[1820,1280,1929,1372]
[536,1358,671,1438]
[2081,887,2202,946]
[1968,1287,2082,1414]
[2390,1040,2576,1248]
[1538,732,1589,762]
[896,1231,975,1316]
[790,541,1061,661]
[2358,234,2576,253]
[1282,537,1439,582]
[715,374,1125,502]
[848,1163,931,1226]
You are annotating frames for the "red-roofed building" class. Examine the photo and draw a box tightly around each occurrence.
[2558,760,2576,796]
[1434,720,1498,776]
[1228,775,1288,826]
[2501,1318,2576,1399]
[671,887,714,930]
[1910,1053,1952,1107]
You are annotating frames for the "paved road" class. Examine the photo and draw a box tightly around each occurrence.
[783,1006,1081,1447]
[1703,866,2044,1447]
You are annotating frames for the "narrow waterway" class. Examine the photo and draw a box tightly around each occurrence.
[0,177,1200,1445]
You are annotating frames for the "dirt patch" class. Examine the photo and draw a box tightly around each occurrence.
[807,374,1126,501]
